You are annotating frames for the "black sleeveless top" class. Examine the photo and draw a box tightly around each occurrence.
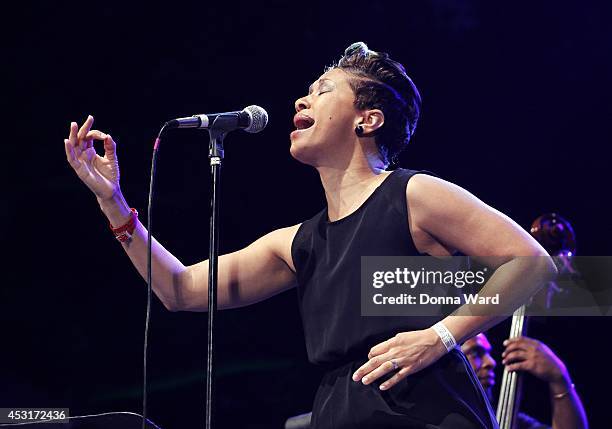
[291,168,440,365]
[291,169,499,428]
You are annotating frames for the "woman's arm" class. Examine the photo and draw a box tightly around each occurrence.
[98,193,299,311]
[353,174,556,390]
[65,116,298,312]
[407,174,557,343]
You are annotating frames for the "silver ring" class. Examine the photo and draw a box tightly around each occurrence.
[390,360,399,370]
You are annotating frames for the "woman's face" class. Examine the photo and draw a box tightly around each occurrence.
[290,67,362,166]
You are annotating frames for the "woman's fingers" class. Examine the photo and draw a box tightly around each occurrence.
[77,115,94,141]
[85,130,107,141]
[354,350,416,390]
[68,122,79,148]
[103,134,117,161]
[65,137,93,181]
[353,356,380,382]
[353,351,396,382]
[379,367,411,391]
[85,130,118,163]
[360,358,401,385]
[64,117,120,200]
[368,337,394,359]
[77,115,95,150]
[64,139,80,169]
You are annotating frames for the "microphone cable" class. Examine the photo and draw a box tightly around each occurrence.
[141,124,168,429]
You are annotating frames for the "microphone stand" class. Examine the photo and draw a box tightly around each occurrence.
[205,125,226,429]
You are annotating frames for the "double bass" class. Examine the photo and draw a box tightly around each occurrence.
[495,213,576,429]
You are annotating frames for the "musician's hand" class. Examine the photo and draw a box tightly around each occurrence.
[502,336,568,383]
[64,115,121,201]
[351,328,447,391]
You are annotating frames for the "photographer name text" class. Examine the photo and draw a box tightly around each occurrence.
[372,293,500,305]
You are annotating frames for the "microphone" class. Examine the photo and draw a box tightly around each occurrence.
[165,105,268,134]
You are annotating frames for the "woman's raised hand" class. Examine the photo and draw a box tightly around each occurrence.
[64,115,121,201]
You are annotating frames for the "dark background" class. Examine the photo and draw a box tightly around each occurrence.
[4,0,611,428]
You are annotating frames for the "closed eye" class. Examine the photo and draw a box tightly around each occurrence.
[309,79,334,96]
[317,86,333,96]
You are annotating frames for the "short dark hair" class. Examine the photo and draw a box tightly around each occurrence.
[331,42,422,166]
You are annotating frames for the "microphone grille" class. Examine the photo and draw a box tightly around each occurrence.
[243,105,268,133]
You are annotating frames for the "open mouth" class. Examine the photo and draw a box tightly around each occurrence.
[294,114,315,131]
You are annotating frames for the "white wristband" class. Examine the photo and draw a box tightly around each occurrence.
[432,321,457,352]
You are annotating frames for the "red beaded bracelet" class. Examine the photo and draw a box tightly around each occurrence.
[109,208,138,242]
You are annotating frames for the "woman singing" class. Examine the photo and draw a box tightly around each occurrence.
[63,42,555,428]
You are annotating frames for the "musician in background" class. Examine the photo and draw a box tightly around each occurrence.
[462,333,588,429]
